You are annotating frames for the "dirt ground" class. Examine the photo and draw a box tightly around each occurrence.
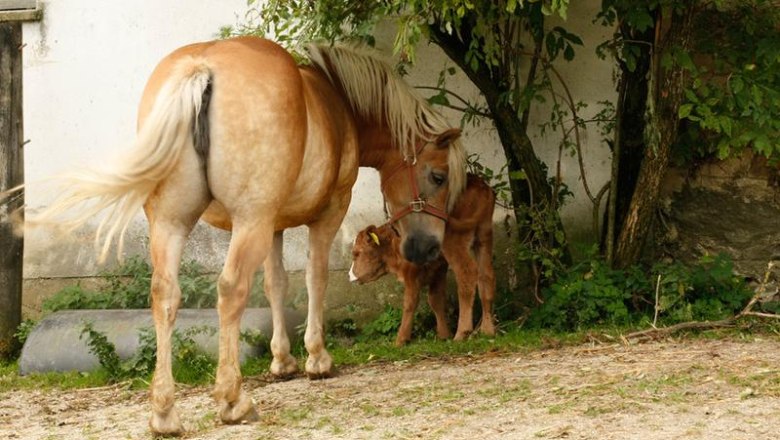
[2,337,780,440]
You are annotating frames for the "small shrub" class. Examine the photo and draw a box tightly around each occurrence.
[357,304,437,341]
[78,322,217,384]
[528,253,752,331]
[80,322,124,381]
[529,258,636,331]
[328,318,359,338]
[361,306,402,338]
[42,256,265,312]
[14,319,37,347]
[44,257,152,313]
[651,254,752,324]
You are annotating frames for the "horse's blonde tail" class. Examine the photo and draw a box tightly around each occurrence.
[27,59,212,263]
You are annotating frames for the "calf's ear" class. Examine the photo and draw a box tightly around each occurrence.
[366,225,381,246]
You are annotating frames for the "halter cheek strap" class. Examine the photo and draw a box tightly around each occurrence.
[381,148,449,224]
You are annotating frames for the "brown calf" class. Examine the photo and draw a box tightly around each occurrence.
[350,174,496,346]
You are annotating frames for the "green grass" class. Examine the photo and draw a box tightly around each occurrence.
[0,326,590,393]
[0,360,113,392]
[323,327,596,369]
[3,322,778,394]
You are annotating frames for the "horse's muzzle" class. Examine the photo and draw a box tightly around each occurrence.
[402,233,441,265]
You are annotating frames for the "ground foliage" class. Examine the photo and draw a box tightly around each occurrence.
[79,322,216,385]
[530,252,753,331]
[41,256,262,313]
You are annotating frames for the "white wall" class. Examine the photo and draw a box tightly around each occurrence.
[21,0,615,279]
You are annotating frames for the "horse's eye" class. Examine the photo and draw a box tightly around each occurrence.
[431,173,446,187]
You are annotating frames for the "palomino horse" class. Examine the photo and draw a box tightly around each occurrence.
[349,173,496,345]
[26,37,466,435]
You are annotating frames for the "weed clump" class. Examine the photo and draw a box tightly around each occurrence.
[528,253,752,331]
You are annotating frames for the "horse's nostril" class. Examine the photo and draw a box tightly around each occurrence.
[425,242,440,261]
[403,234,440,265]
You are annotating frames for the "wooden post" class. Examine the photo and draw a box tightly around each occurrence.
[0,1,39,359]
[0,20,23,359]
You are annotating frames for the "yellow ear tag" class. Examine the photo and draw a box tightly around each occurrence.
[369,232,380,246]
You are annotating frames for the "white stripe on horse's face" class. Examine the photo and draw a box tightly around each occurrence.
[348,263,358,282]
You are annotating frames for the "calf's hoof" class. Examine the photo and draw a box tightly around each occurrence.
[305,350,333,379]
[219,392,259,425]
[150,407,184,437]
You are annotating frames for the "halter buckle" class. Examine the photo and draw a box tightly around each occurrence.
[410,199,426,213]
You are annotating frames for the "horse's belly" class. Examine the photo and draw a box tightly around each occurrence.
[201,158,354,231]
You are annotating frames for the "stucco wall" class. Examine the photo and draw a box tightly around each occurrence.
[20,1,616,291]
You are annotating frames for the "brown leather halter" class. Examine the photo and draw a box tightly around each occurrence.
[380,144,449,224]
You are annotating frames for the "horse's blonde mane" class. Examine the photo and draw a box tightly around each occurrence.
[306,44,467,210]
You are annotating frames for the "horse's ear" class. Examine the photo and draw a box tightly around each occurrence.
[434,128,462,149]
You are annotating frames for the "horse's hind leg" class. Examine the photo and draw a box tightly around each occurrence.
[146,150,210,435]
[475,223,496,336]
[303,194,351,378]
[213,222,274,423]
[264,231,298,377]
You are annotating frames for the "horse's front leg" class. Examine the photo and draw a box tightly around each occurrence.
[264,231,298,377]
[443,244,478,341]
[213,224,273,424]
[427,262,452,340]
[396,274,422,346]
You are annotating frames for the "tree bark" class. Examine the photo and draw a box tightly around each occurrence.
[0,22,24,359]
[614,5,694,268]
[605,21,656,264]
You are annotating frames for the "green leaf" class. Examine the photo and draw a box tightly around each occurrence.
[564,45,575,61]
[678,104,694,119]
[427,93,450,106]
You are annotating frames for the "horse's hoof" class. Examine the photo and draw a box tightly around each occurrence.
[453,331,471,341]
[436,329,452,340]
[150,408,184,437]
[219,393,259,425]
[480,326,496,337]
[394,337,410,347]
[305,351,333,379]
[270,355,299,378]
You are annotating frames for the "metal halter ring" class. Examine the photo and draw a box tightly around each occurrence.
[410,199,426,212]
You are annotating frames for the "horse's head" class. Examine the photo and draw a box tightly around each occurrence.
[380,128,465,265]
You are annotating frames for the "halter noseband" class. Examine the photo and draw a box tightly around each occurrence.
[380,145,449,224]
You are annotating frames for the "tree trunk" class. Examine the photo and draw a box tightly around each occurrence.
[0,22,24,359]
[429,27,553,213]
[614,5,694,268]
[605,21,656,264]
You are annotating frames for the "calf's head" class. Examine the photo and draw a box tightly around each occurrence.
[348,225,394,284]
